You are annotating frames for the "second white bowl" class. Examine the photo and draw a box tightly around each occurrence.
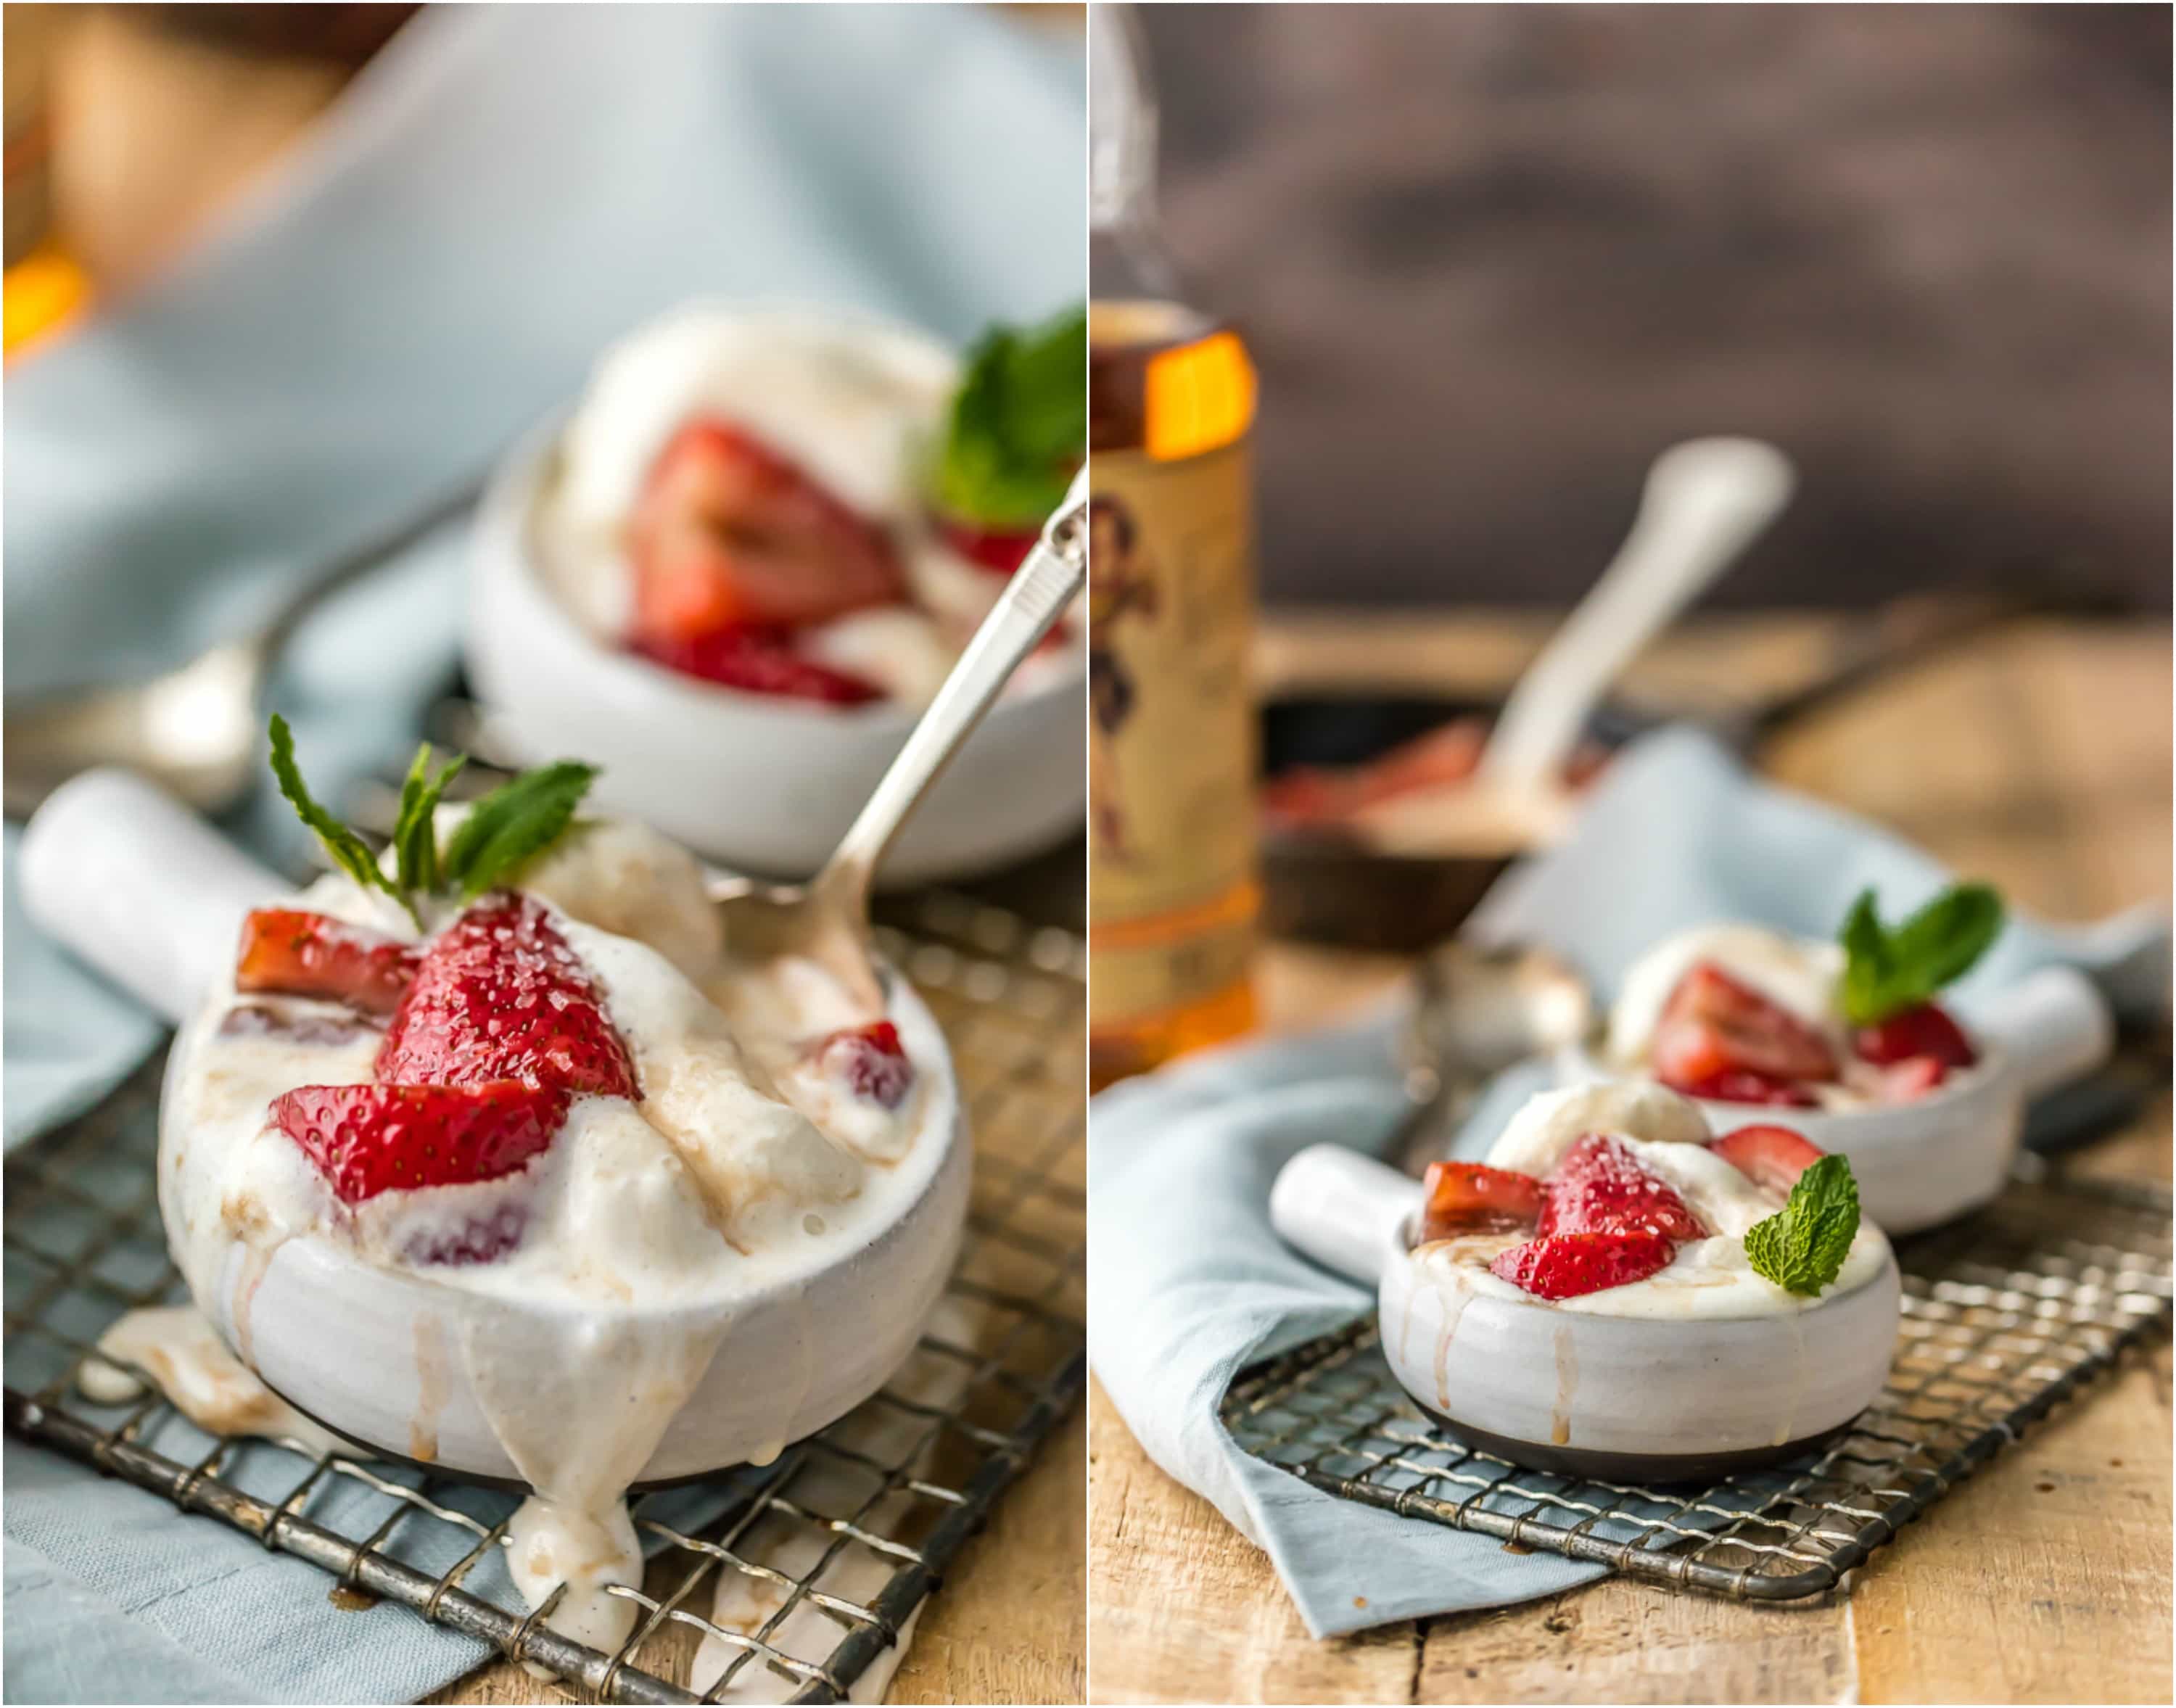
[466,411,1085,888]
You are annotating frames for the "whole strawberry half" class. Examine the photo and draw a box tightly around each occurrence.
[273,1080,565,1204]
[1854,1001,1975,1070]
[632,625,882,706]
[1706,1123,1825,1197]
[629,418,906,642]
[1653,962,1839,1097]
[1538,1134,1707,1241]
[1489,1230,1676,1300]
[378,894,638,1100]
[811,1020,913,1109]
[235,908,420,1018]
[1419,1160,1543,1241]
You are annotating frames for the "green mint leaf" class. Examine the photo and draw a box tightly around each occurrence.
[440,761,598,899]
[1744,1154,1862,1297]
[934,305,1086,529]
[391,743,466,897]
[267,714,419,928]
[1836,881,2006,1025]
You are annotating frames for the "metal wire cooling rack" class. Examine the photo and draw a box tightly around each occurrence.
[1221,1166,2172,1602]
[4,889,1085,1704]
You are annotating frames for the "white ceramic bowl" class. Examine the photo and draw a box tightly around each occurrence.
[1557,965,2114,1235]
[1272,1144,1900,1480]
[466,402,1085,890]
[22,769,970,1484]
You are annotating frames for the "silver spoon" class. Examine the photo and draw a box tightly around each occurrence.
[2,474,488,821]
[712,468,1088,1010]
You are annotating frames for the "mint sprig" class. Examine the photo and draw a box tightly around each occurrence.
[934,305,1086,529]
[1837,882,2005,1026]
[269,714,419,928]
[267,716,593,920]
[1744,1154,1862,1297]
[442,762,598,900]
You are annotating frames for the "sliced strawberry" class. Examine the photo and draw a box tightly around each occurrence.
[273,1081,564,1204]
[936,515,1039,576]
[1538,1134,1707,1241]
[1855,1001,1976,1070]
[1419,1161,1544,1241]
[1652,962,1839,1094]
[379,894,638,1100]
[811,1020,913,1109]
[1489,1231,1676,1300]
[632,625,883,706]
[1872,1055,1949,1102]
[234,909,419,1018]
[1707,1124,1826,1197]
[1666,1067,1823,1109]
[629,418,905,641]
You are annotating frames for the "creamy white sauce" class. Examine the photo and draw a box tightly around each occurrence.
[1416,1083,1888,1320]
[128,817,939,1655]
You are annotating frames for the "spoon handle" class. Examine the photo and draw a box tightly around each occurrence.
[815,469,1089,910]
[1482,437,1795,793]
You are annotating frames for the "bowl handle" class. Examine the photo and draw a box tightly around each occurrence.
[20,768,286,1025]
[1270,1144,1425,1287]
[1974,965,2116,1104]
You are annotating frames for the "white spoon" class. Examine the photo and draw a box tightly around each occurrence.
[1480,437,1797,796]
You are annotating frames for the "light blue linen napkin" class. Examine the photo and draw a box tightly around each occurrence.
[4,6,1081,1700]
[1087,726,2167,1640]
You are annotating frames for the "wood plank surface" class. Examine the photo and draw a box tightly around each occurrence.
[1087,614,2172,1706]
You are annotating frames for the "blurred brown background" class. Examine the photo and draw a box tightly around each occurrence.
[1134,2,2170,611]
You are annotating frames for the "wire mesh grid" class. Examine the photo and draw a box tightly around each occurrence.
[4,888,1085,1703]
[1221,1166,2172,1602]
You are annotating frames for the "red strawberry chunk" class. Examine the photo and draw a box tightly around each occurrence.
[1872,1055,1949,1102]
[936,515,1040,576]
[378,894,637,1101]
[1538,1134,1707,1242]
[1489,1231,1676,1300]
[812,1020,913,1109]
[1707,1124,1826,1197]
[629,418,905,642]
[632,625,883,706]
[1419,1161,1544,1241]
[1652,962,1839,1094]
[273,1081,564,1204]
[1855,1001,1976,1070]
[1665,1068,1822,1109]
[235,909,420,1018]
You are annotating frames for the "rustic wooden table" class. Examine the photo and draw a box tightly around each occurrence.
[1089,611,2172,1706]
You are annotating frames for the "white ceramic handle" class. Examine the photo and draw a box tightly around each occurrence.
[1483,437,1796,792]
[1974,965,2116,1104]
[20,768,285,1024]
[1269,1144,1425,1288]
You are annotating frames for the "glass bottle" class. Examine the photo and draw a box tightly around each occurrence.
[1087,4,1260,1090]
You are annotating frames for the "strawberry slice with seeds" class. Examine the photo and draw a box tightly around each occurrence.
[1707,1123,1826,1197]
[1488,1230,1676,1300]
[811,1020,913,1109]
[273,1081,565,1204]
[1419,1161,1544,1240]
[234,909,419,1018]
[379,894,638,1100]
[1538,1134,1707,1241]
[632,625,883,706]
[1652,962,1839,1096]
[629,418,906,642]
[1854,1001,1976,1070]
